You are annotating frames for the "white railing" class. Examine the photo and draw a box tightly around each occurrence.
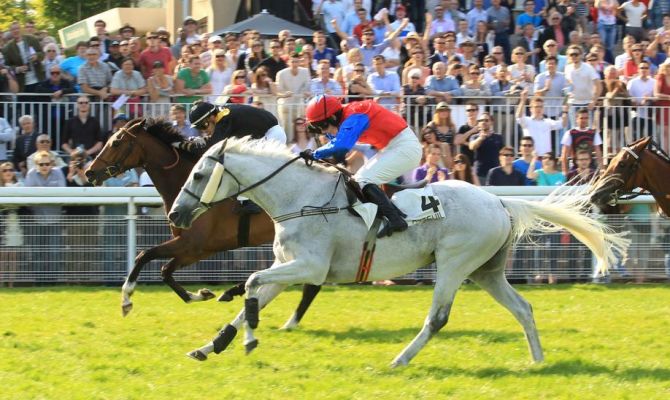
[0,187,665,285]
[3,94,670,158]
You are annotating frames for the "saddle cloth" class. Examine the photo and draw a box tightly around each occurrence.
[353,185,446,231]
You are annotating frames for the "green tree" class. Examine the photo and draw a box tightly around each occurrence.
[0,0,37,30]
[32,0,132,32]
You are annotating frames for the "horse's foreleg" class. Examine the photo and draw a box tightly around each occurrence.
[121,245,169,316]
[280,284,322,330]
[245,259,328,330]
[187,283,287,361]
[160,259,216,303]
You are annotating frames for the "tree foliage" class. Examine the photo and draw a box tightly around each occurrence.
[0,0,133,32]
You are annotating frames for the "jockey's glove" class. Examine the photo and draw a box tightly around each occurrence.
[172,136,207,152]
[299,149,315,161]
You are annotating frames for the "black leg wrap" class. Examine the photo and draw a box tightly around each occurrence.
[295,284,322,323]
[212,324,238,354]
[218,282,246,302]
[245,297,259,329]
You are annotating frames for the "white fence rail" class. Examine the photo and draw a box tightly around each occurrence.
[1,187,667,285]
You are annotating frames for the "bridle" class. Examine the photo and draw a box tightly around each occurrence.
[180,141,347,222]
[93,120,180,180]
[601,138,669,203]
[180,140,303,209]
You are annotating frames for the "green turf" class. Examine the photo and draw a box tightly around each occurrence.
[1,284,669,399]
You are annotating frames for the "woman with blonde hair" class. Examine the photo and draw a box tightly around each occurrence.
[207,48,233,103]
[223,69,252,104]
[0,162,22,287]
[426,101,457,147]
[508,47,535,93]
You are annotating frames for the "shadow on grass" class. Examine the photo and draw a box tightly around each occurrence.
[413,359,670,382]
[297,327,520,344]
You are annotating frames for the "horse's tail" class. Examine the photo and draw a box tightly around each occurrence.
[501,186,630,276]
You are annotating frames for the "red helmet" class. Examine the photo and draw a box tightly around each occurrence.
[305,95,342,124]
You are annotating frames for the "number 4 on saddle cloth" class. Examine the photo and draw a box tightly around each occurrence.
[352,185,446,232]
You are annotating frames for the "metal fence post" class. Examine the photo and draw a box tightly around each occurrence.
[127,197,137,275]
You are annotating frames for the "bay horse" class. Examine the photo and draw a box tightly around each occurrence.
[85,118,321,327]
[168,138,629,366]
[590,136,670,215]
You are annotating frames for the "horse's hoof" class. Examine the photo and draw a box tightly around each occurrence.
[198,288,216,301]
[217,292,234,302]
[245,339,258,355]
[186,350,208,361]
[245,298,259,329]
[121,302,133,317]
[390,357,408,368]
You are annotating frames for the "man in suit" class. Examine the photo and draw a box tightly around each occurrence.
[1,21,44,94]
[12,114,41,175]
[515,23,540,67]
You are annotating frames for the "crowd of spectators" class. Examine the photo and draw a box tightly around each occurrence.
[2,1,670,284]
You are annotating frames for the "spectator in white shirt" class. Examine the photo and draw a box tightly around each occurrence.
[276,52,312,141]
[516,90,568,155]
[618,0,647,42]
[627,61,656,138]
[564,45,601,117]
[310,60,343,96]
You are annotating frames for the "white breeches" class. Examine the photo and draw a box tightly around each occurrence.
[354,127,422,186]
[265,125,288,144]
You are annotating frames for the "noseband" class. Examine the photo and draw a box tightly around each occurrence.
[94,121,180,180]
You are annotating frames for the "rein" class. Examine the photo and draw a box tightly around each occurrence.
[184,149,350,223]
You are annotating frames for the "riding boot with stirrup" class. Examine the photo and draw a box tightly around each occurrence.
[362,184,408,238]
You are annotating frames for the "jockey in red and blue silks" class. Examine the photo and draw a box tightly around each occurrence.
[302,95,422,237]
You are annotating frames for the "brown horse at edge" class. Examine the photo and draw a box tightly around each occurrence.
[590,136,670,215]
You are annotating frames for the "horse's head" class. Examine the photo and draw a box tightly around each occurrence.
[589,136,651,209]
[85,118,148,185]
[168,140,233,229]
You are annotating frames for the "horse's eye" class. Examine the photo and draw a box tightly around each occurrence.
[112,140,121,148]
[193,172,203,181]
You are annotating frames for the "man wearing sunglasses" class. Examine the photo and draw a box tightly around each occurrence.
[301,95,422,237]
[173,100,287,155]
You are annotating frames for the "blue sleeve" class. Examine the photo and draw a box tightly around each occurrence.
[313,114,370,160]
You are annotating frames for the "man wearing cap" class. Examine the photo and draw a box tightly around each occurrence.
[200,35,223,69]
[106,41,124,69]
[119,24,135,41]
[390,5,416,33]
[183,16,201,45]
[139,32,174,79]
[174,101,287,156]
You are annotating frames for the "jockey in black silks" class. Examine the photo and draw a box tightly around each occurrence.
[172,100,288,213]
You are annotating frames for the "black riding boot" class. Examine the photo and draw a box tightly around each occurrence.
[362,184,408,238]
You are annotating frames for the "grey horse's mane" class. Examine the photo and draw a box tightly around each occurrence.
[220,137,337,174]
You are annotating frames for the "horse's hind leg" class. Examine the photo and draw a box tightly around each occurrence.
[280,284,322,330]
[187,283,287,361]
[469,244,544,363]
[391,262,468,367]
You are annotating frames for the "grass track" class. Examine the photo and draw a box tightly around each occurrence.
[1,284,670,399]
